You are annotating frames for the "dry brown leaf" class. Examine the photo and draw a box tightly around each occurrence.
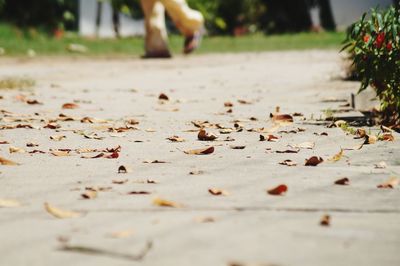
[44,123,61,129]
[81,190,98,199]
[270,113,294,124]
[0,156,19,166]
[0,141,10,144]
[50,135,66,141]
[0,199,21,208]
[328,149,344,162]
[208,188,229,196]
[334,177,350,186]
[381,133,395,141]
[158,93,169,101]
[189,170,204,175]
[127,191,151,195]
[259,134,279,142]
[237,99,252,105]
[377,177,399,189]
[112,179,128,185]
[267,184,288,196]
[198,129,218,141]
[305,156,324,166]
[51,151,72,157]
[62,103,79,109]
[118,165,130,173]
[152,197,183,208]
[44,202,81,219]
[167,136,185,142]
[26,99,42,105]
[184,146,214,155]
[275,148,300,154]
[9,146,25,154]
[364,135,377,144]
[26,142,39,147]
[230,145,246,150]
[82,132,103,140]
[320,214,331,226]
[279,160,297,167]
[224,102,233,107]
[356,128,367,138]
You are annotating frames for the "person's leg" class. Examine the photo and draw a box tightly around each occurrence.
[140,0,171,58]
[160,0,204,53]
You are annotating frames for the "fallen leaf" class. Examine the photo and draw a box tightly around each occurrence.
[127,191,151,195]
[0,141,9,144]
[143,160,167,164]
[0,199,21,207]
[112,179,128,185]
[81,190,98,199]
[334,178,350,186]
[328,149,344,162]
[158,93,169,101]
[81,153,105,159]
[267,184,288,196]
[320,214,331,226]
[0,156,18,165]
[208,188,229,196]
[152,197,183,208]
[238,99,252,105]
[279,160,297,166]
[259,134,279,142]
[184,146,214,155]
[270,113,294,124]
[224,102,233,107]
[364,135,377,144]
[305,156,324,166]
[118,165,130,173]
[230,145,246,150]
[167,136,185,142]
[356,128,367,138]
[381,133,395,141]
[189,170,204,175]
[26,142,39,147]
[44,202,81,219]
[314,132,328,136]
[50,135,66,141]
[103,151,119,159]
[82,132,103,140]
[44,123,61,129]
[51,151,72,157]
[377,177,399,189]
[198,129,218,141]
[26,99,42,105]
[275,148,300,154]
[374,161,387,169]
[9,146,25,153]
[62,103,79,109]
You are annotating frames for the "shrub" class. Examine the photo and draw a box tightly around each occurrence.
[343,6,400,126]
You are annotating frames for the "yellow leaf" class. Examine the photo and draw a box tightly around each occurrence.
[44,202,81,219]
[0,156,19,165]
[152,197,183,208]
[0,199,21,208]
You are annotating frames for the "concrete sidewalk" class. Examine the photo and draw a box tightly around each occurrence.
[0,51,399,266]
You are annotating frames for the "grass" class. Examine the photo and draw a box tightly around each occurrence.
[0,23,346,57]
[0,76,35,90]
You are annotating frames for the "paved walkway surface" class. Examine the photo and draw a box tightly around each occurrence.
[0,51,399,266]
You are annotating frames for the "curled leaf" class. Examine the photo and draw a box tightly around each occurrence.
[305,156,324,166]
[208,188,229,196]
[334,177,349,186]
[184,146,214,155]
[158,93,169,101]
[9,146,25,154]
[270,113,294,124]
[167,136,185,142]
[267,184,288,196]
[81,190,98,199]
[152,197,183,208]
[44,202,81,219]
[259,134,279,142]
[328,149,344,162]
[118,165,130,173]
[62,103,79,109]
[279,160,297,167]
[198,129,217,141]
[320,214,331,226]
[50,135,66,141]
[230,145,246,150]
[0,156,19,165]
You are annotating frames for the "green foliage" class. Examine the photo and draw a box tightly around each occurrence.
[343,6,400,124]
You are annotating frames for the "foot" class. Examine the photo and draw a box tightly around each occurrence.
[142,50,172,59]
[183,30,203,54]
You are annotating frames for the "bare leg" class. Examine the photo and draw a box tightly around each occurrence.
[140,0,171,58]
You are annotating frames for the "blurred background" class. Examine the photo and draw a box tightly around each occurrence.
[0,0,398,56]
